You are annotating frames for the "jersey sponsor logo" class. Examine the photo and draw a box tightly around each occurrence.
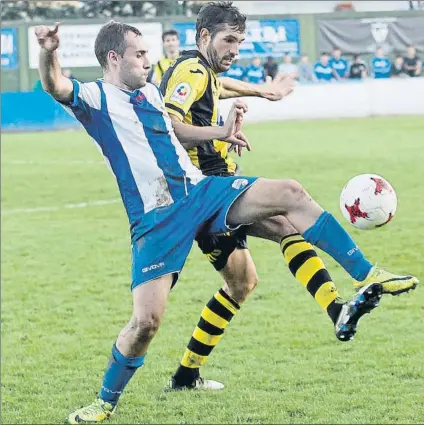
[142,262,165,273]
[190,69,204,74]
[170,82,192,105]
[232,179,249,190]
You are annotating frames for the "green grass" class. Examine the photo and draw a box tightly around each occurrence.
[2,117,424,424]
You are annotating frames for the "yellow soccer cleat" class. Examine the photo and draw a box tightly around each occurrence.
[353,266,419,296]
[67,398,116,424]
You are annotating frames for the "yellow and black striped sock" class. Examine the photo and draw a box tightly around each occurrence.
[173,288,240,387]
[281,233,343,324]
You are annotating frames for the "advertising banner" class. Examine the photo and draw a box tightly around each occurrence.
[1,28,19,69]
[174,19,300,58]
[28,23,163,68]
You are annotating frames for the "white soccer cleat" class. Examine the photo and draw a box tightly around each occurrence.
[166,376,225,391]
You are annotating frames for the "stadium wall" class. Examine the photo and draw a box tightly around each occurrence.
[2,78,423,132]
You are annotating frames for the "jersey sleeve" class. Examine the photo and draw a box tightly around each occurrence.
[60,79,101,125]
[163,62,209,121]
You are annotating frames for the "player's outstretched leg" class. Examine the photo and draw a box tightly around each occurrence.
[228,179,419,297]
[248,217,379,341]
[67,276,173,424]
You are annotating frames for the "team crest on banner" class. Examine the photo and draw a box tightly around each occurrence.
[371,21,389,44]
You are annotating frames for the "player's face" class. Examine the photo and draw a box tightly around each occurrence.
[163,35,179,56]
[321,55,329,66]
[206,26,245,73]
[333,49,341,59]
[119,33,151,90]
[407,46,415,57]
[376,48,384,57]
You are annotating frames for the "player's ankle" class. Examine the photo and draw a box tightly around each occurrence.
[173,365,200,386]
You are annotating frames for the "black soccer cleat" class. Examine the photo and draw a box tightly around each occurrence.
[335,282,383,342]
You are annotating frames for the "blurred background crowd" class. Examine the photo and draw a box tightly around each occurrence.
[222,46,423,84]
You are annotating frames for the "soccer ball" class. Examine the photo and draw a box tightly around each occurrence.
[340,174,397,230]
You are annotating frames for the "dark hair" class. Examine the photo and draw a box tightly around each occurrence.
[320,52,329,57]
[333,47,341,51]
[195,1,246,46]
[353,54,360,60]
[162,29,179,42]
[94,20,142,69]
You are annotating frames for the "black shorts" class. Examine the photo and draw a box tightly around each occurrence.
[196,227,248,271]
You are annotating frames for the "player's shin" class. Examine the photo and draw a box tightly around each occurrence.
[281,233,343,323]
[99,344,146,406]
[303,211,372,281]
[173,289,240,387]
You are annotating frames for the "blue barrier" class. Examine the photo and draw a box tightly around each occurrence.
[1,90,81,132]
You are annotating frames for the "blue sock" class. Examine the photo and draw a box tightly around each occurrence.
[99,344,146,406]
[303,211,372,281]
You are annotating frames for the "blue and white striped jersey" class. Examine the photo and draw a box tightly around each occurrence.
[63,79,205,235]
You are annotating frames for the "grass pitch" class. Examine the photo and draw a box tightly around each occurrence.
[2,117,424,424]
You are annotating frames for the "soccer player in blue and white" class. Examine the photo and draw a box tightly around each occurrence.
[35,21,418,424]
[371,46,392,79]
[329,47,349,80]
[314,52,334,82]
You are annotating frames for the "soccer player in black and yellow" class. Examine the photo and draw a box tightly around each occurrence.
[150,29,180,87]
[161,2,417,391]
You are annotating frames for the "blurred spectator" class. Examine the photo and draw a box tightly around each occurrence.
[329,47,349,80]
[313,53,334,82]
[221,60,245,80]
[243,57,265,84]
[348,54,367,79]
[370,47,391,79]
[263,56,278,81]
[277,54,298,79]
[149,29,180,86]
[403,45,422,77]
[391,55,407,77]
[298,54,316,83]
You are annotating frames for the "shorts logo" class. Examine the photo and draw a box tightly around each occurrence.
[170,83,191,105]
[205,249,222,263]
[232,179,249,190]
[142,262,165,273]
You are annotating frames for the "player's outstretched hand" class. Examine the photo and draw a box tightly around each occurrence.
[35,22,60,51]
[261,74,295,101]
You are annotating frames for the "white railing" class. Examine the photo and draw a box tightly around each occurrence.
[220,77,424,122]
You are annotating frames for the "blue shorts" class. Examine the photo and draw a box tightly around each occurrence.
[131,175,258,290]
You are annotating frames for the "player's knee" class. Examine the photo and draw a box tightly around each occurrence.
[279,179,309,205]
[132,312,162,343]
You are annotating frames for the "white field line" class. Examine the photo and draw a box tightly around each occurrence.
[2,199,121,215]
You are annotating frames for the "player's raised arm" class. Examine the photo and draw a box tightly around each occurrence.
[35,23,73,103]
[219,74,295,101]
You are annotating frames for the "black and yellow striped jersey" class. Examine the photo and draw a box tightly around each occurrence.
[153,56,177,85]
[160,50,236,176]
